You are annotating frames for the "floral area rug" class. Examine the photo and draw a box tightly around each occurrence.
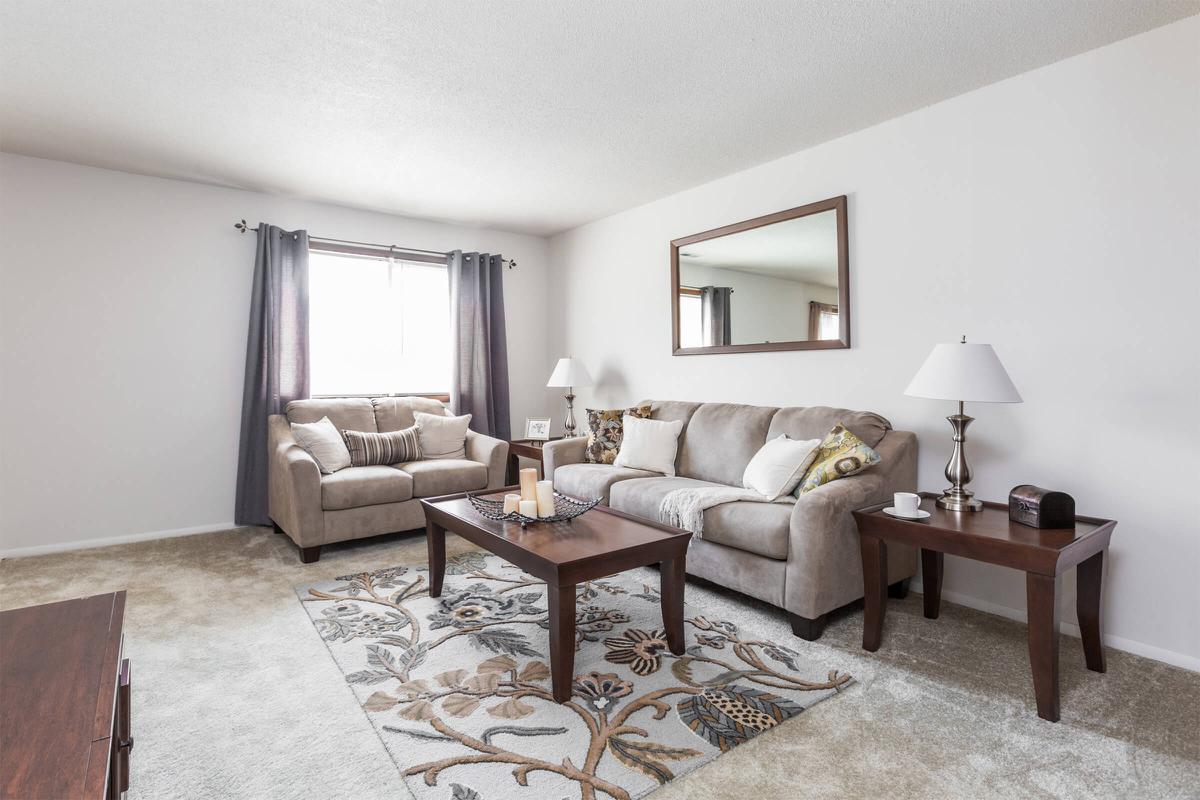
[296,552,852,800]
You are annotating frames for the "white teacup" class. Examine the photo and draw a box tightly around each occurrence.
[893,492,921,517]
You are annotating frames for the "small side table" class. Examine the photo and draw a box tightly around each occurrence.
[852,492,1116,722]
[505,437,564,484]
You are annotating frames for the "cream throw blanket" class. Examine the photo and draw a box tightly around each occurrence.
[658,486,794,537]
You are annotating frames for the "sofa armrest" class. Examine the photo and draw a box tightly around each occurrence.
[783,430,918,619]
[268,415,324,546]
[466,430,509,490]
[542,436,587,480]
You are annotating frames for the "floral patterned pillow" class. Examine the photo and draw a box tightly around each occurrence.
[797,423,882,494]
[585,404,652,464]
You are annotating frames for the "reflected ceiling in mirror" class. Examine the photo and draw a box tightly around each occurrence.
[671,195,848,355]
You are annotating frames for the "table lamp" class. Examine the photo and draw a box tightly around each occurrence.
[546,357,593,437]
[904,336,1022,511]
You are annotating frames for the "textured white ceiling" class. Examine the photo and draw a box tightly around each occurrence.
[2,1,1195,235]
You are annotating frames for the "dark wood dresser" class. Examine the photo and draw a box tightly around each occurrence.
[1,591,132,799]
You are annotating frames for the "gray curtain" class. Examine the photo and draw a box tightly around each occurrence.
[448,251,511,440]
[701,285,732,346]
[235,225,310,525]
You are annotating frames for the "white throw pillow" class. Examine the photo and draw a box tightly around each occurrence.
[614,415,684,476]
[290,416,352,474]
[415,412,472,460]
[743,434,822,500]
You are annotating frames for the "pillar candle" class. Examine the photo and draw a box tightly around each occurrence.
[502,493,521,514]
[535,480,555,517]
[519,468,538,501]
[518,499,538,518]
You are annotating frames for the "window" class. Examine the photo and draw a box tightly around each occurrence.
[678,287,703,348]
[308,249,450,396]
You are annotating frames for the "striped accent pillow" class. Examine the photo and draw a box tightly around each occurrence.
[341,426,422,467]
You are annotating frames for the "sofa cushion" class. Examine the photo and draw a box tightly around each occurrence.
[553,463,661,504]
[321,466,414,510]
[676,403,777,486]
[610,476,792,560]
[287,398,377,433]
[396,459,487,497]
[767,406,892,449]
[373,396,447,432]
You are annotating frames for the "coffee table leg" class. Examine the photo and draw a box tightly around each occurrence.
[1077,551,1106,673]
[860,535,887,652]
[660,557,686,655]
[548,582,576,703]
[1026,572,1061,722]
[426,521,445,598]
[921,548,943,619]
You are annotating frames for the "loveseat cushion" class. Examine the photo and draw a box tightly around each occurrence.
[373,396,447,432]
[610,476,792,560]
[287,398,377,433]
[552,463,661,504]
[321,466,414,510]
[396,459,487,497]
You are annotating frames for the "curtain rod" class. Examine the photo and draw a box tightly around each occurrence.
[233,219,517,269]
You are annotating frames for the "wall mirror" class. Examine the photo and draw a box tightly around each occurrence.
[670,195,849,355]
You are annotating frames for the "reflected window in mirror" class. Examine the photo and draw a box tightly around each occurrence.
[678,286,704,349]
[671,195,849,354]
[809,302,840,341]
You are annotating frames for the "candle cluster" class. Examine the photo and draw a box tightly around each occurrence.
[502,468,555,519]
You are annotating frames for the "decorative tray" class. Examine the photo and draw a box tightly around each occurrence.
[467,491,599,526]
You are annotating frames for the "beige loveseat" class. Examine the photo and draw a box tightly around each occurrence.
[544,400,917,640]
[268,397,508,562]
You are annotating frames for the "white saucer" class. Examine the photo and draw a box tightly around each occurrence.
[883,507,931,520]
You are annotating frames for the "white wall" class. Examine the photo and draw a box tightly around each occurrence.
[548,18,1200,669]
[0,154,556,555]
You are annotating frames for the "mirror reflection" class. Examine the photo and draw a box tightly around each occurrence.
[674,203,845,351]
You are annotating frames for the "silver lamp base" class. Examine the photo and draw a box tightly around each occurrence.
[938,402,984,512]
[562,391,577,437]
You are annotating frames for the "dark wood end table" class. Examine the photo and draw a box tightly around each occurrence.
[505,437,565,484]
[420,487,691,703]
[2,591,132,799]
[852,492,1116,722]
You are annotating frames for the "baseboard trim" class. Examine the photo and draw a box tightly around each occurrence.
[0,522,240,560]
[936,588,1199,673]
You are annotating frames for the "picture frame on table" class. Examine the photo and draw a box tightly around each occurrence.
[524,417,552,441]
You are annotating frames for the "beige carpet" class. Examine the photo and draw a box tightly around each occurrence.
[1,527,1197,800]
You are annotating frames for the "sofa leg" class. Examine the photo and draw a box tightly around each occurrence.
[789,613,827,641]
[300,546,321,564]
[272,520,285,535]
[888,578,911,600]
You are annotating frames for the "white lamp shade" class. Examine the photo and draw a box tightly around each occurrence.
[546,357,593,389]
[904,342,1022,403]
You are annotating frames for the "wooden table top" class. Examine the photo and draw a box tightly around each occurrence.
[1,592,126,800]
[853,492,1116,576]
[421,488,690,583]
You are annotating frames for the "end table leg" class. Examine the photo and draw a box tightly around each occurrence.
[426,521,445,598]
[505,452,519,486]
[660,557,686,655]
[548,582,577,703]
[1077,551,1106,673]
[1026,572,1061,722]
[921,548,944,619]
[860,535,887,652]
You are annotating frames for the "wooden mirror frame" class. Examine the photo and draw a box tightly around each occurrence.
[670,195,849,355]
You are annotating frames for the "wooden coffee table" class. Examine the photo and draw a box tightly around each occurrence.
[420,488,692,702]
[852,493,1116,722]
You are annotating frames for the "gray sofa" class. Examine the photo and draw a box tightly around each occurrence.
[544,400,917,640]
[268,397,509,562]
